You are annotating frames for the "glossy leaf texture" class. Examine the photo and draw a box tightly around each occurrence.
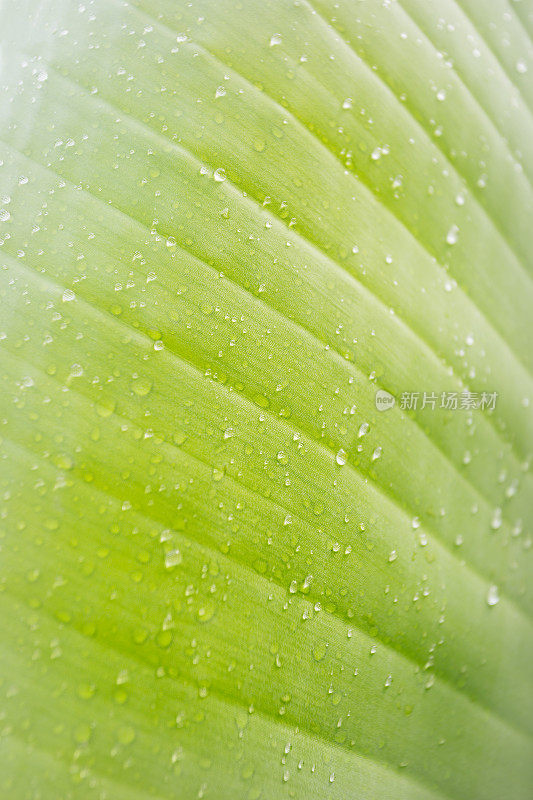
[0,1,532,798]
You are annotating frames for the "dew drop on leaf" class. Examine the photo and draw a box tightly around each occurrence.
[486,585,500,606]
[446,225,459,245]
[165,549,182,568]
[335,448,347,465]
[358,422,369,437]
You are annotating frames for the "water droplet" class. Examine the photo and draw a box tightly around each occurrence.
[313,644,327,661]
[165,549,182,568]
[154,627,172,648]
[117,726,136,745]
[490,508,502,530]
[213,168,226,182]
[335,448,348,466]
[446,225,459,245]
[358,422,369,438]
[270,33,282,46]
[70,363,83,378]
[62,289,76,302]
[436,89,446,101]
[371,446,382,461]
[212,466,225,482]
[486,585,499,606]
[215,86,226,98]
[516,60,527,74]
[132,377,152,397]
[198,601,215,623]
[342,97,353,110]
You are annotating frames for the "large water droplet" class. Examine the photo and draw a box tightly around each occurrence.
[165,549,182,568]
[335,448,348,466]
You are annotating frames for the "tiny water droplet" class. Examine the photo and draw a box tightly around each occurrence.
[270,33,282,46]
[214,168,226,182]
[486,585,499,606]
[446,225,459,245]
[490,508,502,530]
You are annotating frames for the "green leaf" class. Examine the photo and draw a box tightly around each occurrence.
[1,1,532,798]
